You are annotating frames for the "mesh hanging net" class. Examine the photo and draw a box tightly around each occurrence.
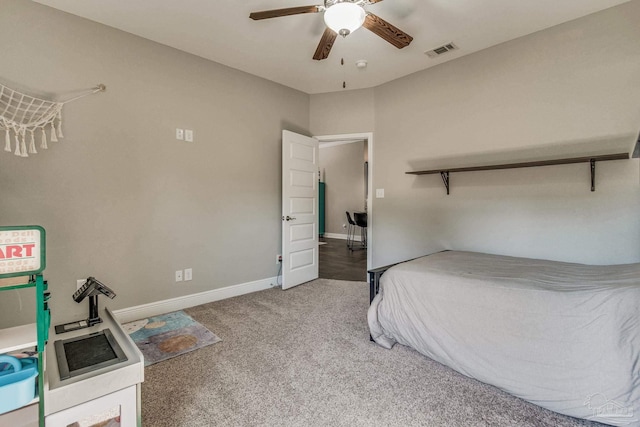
[0,84,64,157]
[0,83,104,158]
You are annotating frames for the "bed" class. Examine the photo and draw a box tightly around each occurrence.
[368,250,640,426]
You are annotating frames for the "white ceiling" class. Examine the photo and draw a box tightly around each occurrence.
[33,0,631,94]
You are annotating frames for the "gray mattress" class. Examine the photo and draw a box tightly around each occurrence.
[368,251,640,426]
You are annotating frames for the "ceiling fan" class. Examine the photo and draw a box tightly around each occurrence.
[249,0,413,60]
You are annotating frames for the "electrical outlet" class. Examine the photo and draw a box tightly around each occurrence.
[276,254,282,264]
[184,268,193,281]
[176,128,184,140]
[185,129,194,142]
[175,270,183,282]
[77,279,86,290]
[342,224,347,229]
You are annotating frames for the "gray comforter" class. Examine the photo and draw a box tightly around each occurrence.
[368,251,640,426]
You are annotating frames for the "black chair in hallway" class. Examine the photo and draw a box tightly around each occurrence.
[345,211,357,250]
[353,212,367,250]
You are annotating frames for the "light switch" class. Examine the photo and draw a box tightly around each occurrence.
[185,129,194,142]
[376,188,385,198]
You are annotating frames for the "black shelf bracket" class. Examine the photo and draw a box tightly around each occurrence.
[440,171,450,195]
[590,158,596,192]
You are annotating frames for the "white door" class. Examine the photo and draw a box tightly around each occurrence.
[282,130,319,289]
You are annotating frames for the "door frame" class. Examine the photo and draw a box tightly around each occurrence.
[314,132,373,275]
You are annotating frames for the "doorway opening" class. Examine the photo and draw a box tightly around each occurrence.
[315,132,373,281]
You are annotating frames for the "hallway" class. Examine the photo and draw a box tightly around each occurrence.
[319,238,367,282]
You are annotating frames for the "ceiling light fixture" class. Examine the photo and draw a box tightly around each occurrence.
[324,1,366,37]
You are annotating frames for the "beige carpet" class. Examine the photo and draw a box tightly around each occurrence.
[142,279,602,427]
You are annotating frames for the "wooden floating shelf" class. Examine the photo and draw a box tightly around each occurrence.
[406,153,629,175]
[406,152,630,194]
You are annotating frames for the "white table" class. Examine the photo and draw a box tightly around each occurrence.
[45,308,144,427]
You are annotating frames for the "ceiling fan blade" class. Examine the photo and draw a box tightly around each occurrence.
[313,28,338,60]
[363,13,413,49]
[249,5,320,20]
[366,0,385,3]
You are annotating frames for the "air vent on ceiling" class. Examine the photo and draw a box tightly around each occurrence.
[425,42,459,58]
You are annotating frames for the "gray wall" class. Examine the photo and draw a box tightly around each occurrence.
[0,0,309,327]
[310,89,374,136]
[319,142,366,236]
[371,2,640,267]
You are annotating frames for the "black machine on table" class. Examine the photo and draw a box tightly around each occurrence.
[54,277,116,334]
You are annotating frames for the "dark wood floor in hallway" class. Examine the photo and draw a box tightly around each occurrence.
[319,237,367,282]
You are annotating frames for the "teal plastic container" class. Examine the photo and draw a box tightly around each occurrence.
[0,355,38,414]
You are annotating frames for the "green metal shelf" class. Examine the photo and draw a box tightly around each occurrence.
[0,275,48,427]
[0,225,48,427]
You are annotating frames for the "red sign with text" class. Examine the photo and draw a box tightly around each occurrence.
[0,226,46,277]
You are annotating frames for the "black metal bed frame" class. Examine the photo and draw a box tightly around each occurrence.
[368,256,425,304]
[368,261,410,341]
[368,255,436,340]
[368,264,393,304]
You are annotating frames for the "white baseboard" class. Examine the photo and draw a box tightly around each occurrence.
[112,276,277,323]
[323,232,363,242]
[324,233,348,240]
